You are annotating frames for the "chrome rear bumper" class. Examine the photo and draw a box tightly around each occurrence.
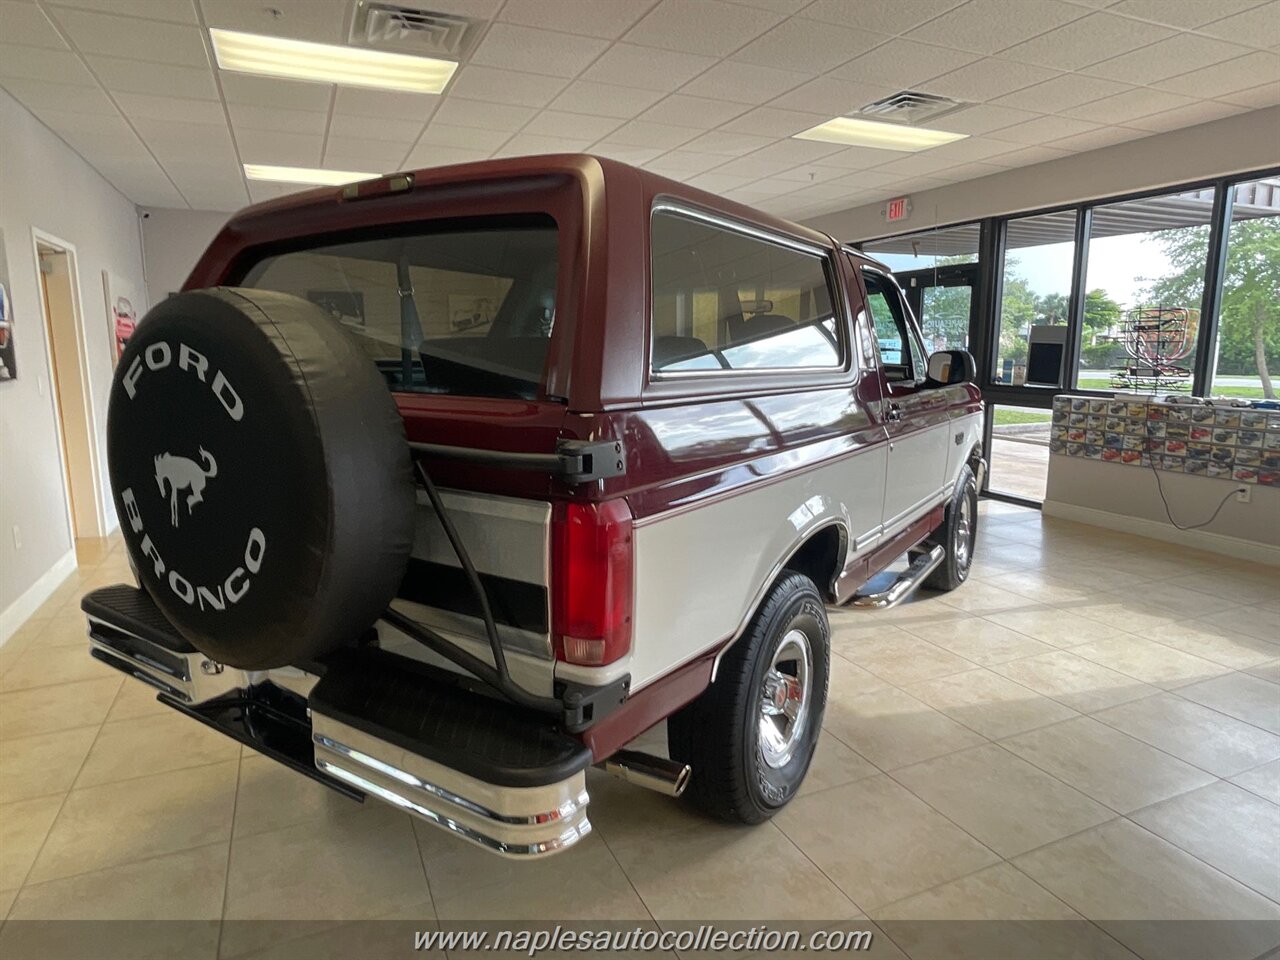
[82,585,593,859]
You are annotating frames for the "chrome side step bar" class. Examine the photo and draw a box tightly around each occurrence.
[851,545,946,609]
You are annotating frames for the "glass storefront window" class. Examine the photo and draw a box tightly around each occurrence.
[861,222,980,272]
[988,404,1053,502]
[1081,189,1214,391]
[994,211,1076,386]
[1212,177,1280,401]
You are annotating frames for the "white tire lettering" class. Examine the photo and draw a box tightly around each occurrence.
[225,567,249,603]
[212,370,244,421]
[196,585,225,611]
[140,534,165,576]
[245,528,265,573]
[178,343,209,382]
[145,341,171,371]
[169,569,195,605]
[121,487,143,533]
[123,355,145,399]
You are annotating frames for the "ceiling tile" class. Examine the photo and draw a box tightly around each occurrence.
[323,138,409,168]
[113,92,227,125]
[830,39,980,87]
[248,181,304,204]
[733,18,889,73]
[801,0,964,36]
[989,114,1101,143]
[990,73,1131,112]
[923,57,1062,101]
[0,4,68,49]
[235,129,323,166]
[1218,81,1280,108]
[1063,86,1197,124]
[600,119,701,149]
[1155,51,1280,99]
[35,108,136,140]
[417,122,510,151]
[430,98,537,132]
[637,94,750,128]
[929,102,1043,134]
[644,149,730,175]
[719,105,829,137]
[678,60,809,105]
[402,143,493,168]
[981,143,1072,166]
[746,137,846,164]
[49,0,198,23]
[0,78,115,115]
[447,65,571,108]
[1123,99,1247,133]
[866,149,965,175]
[332,88,439,122]
[1046,124,1146,152]
[327,113,424,144]
[471,23,610,78]
[590,143,666,165]
[200,0,348,44]
[710,154,801,178]
[1107,0,1260,29]
[1084,33,1256,84]
[727,177,801,198]
[87,55,219,99]
[135,118,237,161]
[494,132,592,156]
[580,43,717,92]
[825,169,908,188]
[997,12,1175,70]
[926,136,1030,162]
[677,130,777,155]
[161,157,243,184]
[1198,3,1280,51]
[0,44,96,84]
[624,0,783,56]
[772,163,849,182]
[548,80,666,119]
[905,0,1087,54]
[227,103,326,134]
[523,110,623,141]
[50,6,209,67]
[686,171,759,193]
[767,77,897,115]
[498,0,652,39]
[218,73,332,111]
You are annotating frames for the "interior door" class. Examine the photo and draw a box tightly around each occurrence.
[897,263,980,356]
[861,267,951,531]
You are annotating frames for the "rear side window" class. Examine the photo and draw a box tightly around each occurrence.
[241,216,558,400]
[650,209,842,373]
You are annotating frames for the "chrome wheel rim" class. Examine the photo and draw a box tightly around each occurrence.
[955,488,974,570]
[758,629,812,770]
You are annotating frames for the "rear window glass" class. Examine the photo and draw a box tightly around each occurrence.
[241,216,558,400]
[650,209,841,373]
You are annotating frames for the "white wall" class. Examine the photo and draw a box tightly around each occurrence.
[139,207,229,306]
[0,89,147,635]
[806,106,1280,243]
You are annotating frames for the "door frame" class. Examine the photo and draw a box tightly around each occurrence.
[31,228,110,539]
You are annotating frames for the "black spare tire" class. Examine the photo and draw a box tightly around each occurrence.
[107,288,416,670]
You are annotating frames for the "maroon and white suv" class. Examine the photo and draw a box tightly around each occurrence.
[84,155,983,858]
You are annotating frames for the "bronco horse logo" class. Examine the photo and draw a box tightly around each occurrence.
[154,447,218,527]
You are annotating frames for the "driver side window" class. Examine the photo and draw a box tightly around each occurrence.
[862,268,924,382]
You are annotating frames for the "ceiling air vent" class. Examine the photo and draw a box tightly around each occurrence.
[859,91,966,126]
[350,1,486,59]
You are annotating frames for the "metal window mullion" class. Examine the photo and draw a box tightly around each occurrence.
[1194,179,1234,397]
[1065,207,1090,390]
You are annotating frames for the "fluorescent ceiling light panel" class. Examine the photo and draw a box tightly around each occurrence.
[793,116,967,152]
[244,164,378,186]
[210,28,457,94]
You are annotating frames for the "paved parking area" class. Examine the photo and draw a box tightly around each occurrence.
[1,501,1277,959]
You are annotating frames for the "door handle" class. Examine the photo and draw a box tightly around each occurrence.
[886,402,903,423]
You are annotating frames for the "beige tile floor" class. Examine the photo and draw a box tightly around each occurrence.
[1,503,1278,959]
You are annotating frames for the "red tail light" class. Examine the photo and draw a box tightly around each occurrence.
[552,499,633,666]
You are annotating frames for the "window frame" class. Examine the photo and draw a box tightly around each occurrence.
[645,200,853,390]
[860,264,929,386]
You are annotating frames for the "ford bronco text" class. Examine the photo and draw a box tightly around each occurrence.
[86,155,983,858]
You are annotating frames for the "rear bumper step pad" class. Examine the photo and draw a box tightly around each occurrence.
[80,584,594,858]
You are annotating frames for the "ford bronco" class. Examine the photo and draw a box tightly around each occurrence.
[84,154,983,858]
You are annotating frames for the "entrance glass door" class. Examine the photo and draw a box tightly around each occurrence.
[898,264,980,355]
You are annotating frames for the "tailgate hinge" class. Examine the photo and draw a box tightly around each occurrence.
[556,439,625,484]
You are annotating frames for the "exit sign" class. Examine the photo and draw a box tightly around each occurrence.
[885,196,911,223]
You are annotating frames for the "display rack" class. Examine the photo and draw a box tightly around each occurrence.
[1104,306,1199,392]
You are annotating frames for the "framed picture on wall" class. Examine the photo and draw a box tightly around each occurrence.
[0,228,15,381]
[102,269,142,367]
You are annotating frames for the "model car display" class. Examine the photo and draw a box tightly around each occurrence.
[82,155,983,858]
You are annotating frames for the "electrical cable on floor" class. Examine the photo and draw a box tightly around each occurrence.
[1147,457,1243,531]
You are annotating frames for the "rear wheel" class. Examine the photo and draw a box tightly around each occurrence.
[668,572,829,823]
[922,463,979,592]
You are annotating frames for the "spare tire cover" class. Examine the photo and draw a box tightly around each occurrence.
[107,288,416,670]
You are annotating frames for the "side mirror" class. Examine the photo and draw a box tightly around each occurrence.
[926,349,976,386]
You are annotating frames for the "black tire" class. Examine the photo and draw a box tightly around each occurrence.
[668,572,830,823]
[922,463,979,592]
[107,288,416,669]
